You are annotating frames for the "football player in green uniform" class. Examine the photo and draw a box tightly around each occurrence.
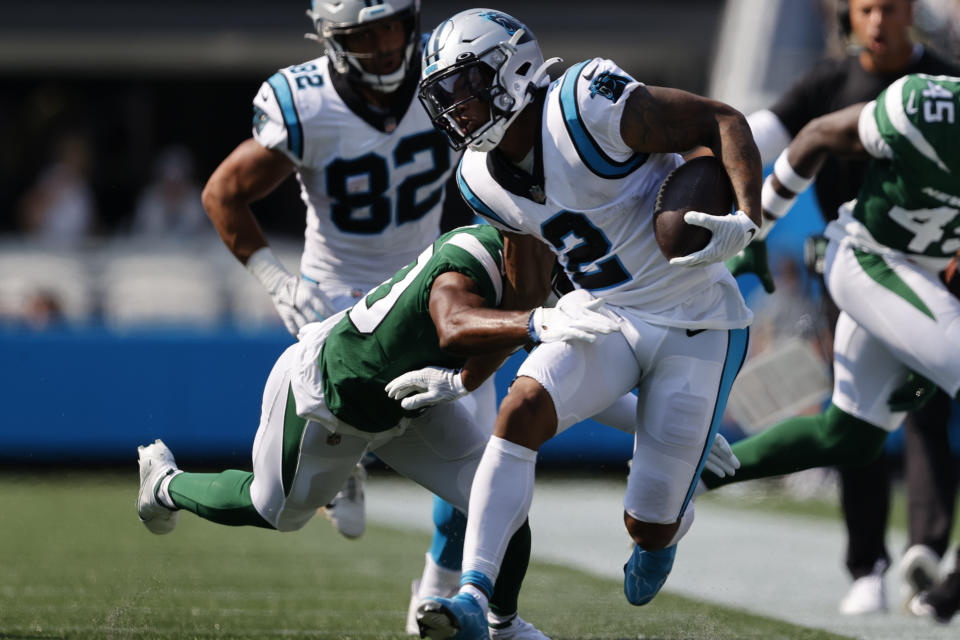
[135,224,619,638]
[703,73,960,623]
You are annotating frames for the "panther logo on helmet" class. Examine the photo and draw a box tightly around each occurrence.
[419,8,560,152]
[477,11,523,36]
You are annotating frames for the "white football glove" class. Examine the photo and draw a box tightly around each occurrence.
[704,433,740,478]
[246,247,332,337]
[669,210,759,268]
[384,366,467,411]
[529,290,621,343]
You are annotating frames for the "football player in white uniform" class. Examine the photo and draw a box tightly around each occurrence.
[200,0,493,633]
[399,9,763,638]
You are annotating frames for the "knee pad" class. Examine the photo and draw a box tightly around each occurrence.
[646,390,710,448]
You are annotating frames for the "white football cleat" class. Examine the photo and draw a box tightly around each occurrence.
[900,544,941,607]
[838,560,888,615]
[137,439,180,535]
[322,462,366,539]
[488,614,551,640]
[406,579,460,635]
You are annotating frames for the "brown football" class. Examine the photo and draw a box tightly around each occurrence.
[653,156,735,260]
[941,252,960,298]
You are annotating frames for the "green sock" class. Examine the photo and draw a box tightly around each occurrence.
[168,470,274,529]
[489,519,531,617]
[702,404,887,489]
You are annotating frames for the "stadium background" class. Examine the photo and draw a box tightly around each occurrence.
[1,0,958,468]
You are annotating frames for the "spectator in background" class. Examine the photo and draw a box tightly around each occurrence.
[736,0,959,616]
[131,145,208,238]
[17,131,98,246]
[22,290,64,331]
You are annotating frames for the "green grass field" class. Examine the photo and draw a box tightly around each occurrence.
[0,472,852,640]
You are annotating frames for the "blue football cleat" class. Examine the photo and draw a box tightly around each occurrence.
[416,593,488,640]
[623,544,677,606]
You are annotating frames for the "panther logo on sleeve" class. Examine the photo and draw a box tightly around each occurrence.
[589,71,631,103]
[253,105,270,136]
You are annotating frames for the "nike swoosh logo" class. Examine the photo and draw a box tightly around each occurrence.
[747,228,756,239]
[583,63,598,81]
[685,328,707,337]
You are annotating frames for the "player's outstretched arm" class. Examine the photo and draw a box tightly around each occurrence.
[385,275,620,410]
[777,102,866,181]
[757,103,867,241]
[430,273,619,354]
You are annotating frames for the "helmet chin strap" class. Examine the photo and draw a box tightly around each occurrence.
[470,55,561,152]
[497,55,561,129]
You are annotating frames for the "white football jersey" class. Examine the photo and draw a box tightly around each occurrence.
[254,55,458,288]
[457,58,752,329]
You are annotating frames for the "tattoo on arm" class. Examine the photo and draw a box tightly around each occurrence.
[621,85,763,225]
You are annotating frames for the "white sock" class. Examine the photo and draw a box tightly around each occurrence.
[666,502,695,547]
[156,470,183,510]
[462,436,538,583]
[417,552,460,598]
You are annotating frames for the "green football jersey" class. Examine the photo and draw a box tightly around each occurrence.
[854,74,960,258]
[320,225,505,432]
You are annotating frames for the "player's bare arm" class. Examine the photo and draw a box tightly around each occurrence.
[428,271,532,355]
[386,268,619,409]
[771,102,867,196]
[620,85,763,228]
[201,138,295,264]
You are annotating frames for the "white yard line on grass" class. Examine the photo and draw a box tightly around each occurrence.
[366,474,956,640]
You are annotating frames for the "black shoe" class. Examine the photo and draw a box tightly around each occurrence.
[910,570,960,624]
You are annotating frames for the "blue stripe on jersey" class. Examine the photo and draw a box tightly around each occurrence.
[558,60,648,179]
[678,326,749,516]
[267,72,304,160]
[456,162,522,232]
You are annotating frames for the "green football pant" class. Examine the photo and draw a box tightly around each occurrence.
[701,404,888,489]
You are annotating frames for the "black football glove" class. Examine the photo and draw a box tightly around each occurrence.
[887,371,937,413]
[726,240,776,294]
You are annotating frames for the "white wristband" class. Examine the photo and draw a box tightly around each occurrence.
[756,214,777,241]
[773,150,814,194]
[245,246,290,294]
[451,369,467,396]
[761,178,795,219]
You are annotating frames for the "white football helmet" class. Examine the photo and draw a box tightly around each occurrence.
[419,9,560,152]
[307,0,420,93]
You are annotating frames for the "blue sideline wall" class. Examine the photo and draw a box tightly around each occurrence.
[4,322,956,468]
[0,327,633,467]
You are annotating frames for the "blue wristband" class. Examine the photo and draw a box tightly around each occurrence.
[527,309,539,342]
